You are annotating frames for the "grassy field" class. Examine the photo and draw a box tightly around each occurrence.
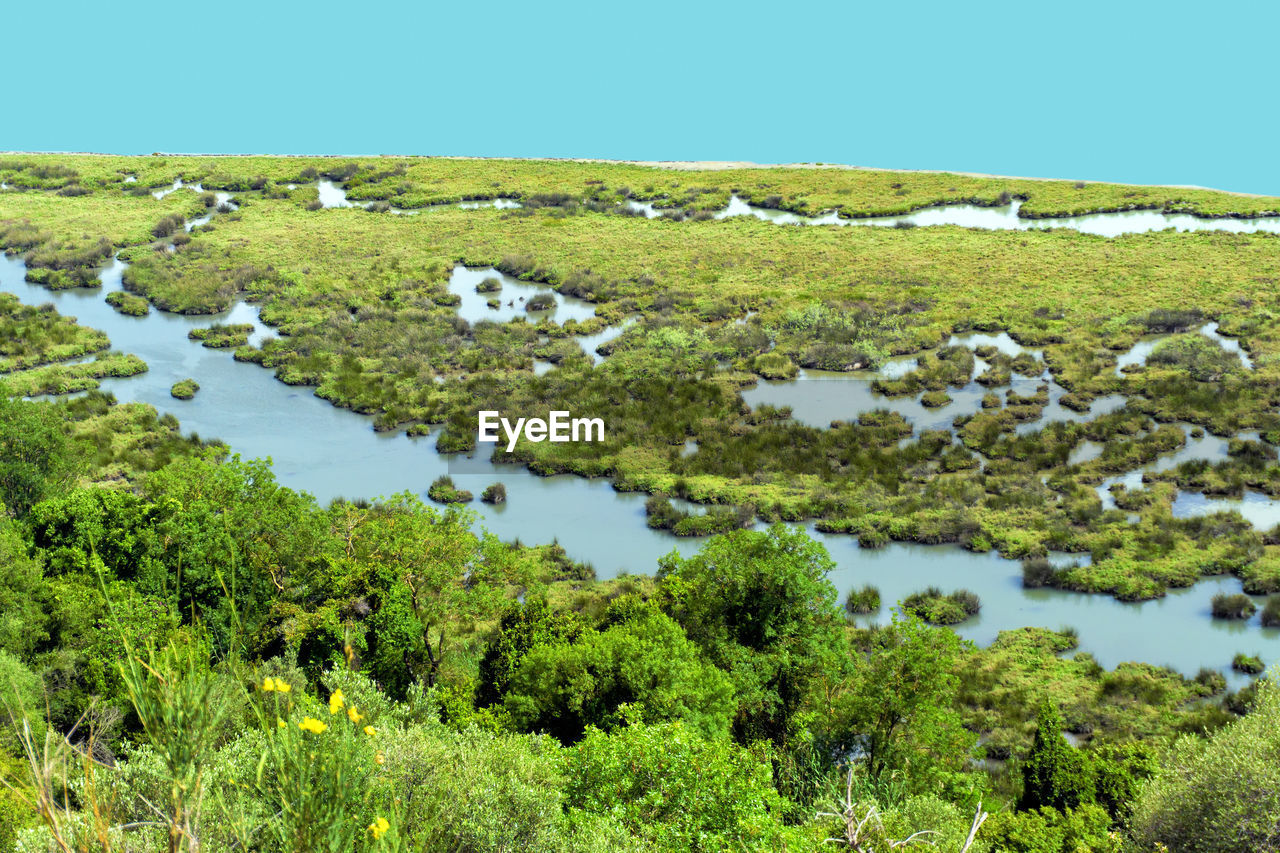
[5,153,1280,216]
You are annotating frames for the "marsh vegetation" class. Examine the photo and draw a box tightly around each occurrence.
[4,151,1280,846]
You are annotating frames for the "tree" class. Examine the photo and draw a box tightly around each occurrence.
[1130,676,1280,852]
[657,525,845,745]
[835,612,975,796]
[141,454,328,643]
[0,395,71,518]
[502,607,735,743]
[322,493,527,696]
[0,514,50,658]
[1018,698,1092,812]
[476,598,585,708]
[566,721,800,851]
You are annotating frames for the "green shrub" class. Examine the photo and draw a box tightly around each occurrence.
[427,475,473,504]
[1130,678,1280,852]
[1262,595,1280,628]
[1233,653,1265,675]
[1018,698,1093,812]
[502,608,735,743]
[846,584,881,615]
[901,587,981,625]
[480,482,507,504]
[565,721,799,851]
[170,378,199,400]
[1211,592,1257,620]
[105,291,150,316]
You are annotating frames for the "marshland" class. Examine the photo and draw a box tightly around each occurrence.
[3,154,1280,851]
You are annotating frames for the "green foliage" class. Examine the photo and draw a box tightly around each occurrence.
[0,515,50,658]
[170,378,199,399]
[1147,333,1241,381]
[376,722,629,852]
[427,474,473,504]
[1233,652,1265,675]
[1130,677,1280,852]
[566,721,799,852]
[0,395,71,518]
[835,614,976,797]
[658,525,845,744]
[902,587,981,625]
[982,803,1118,853]
[1018,699,1093,812]
[188,323,253,348]
[502,606,735,743]
[845,584,881,615]
[105,290,150,316]
[476,598,584,708]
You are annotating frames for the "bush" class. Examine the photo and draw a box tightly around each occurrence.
[846,584,881,615]
[502,608,735,743]
[1148,335,1240,381]
[475,277,502,294]
[1019,698,1093,812]
[1211,592,1256,620]
[1262,595,1280,628]
[1141,307,1203,333]
[427,475,473,504]
[170,378,199,400]
[920,389,951,408]
[1194,667,1227,694]
[1130,679,1280,852]
[1022,557,1059,588]
[151,213,186,238]
[525,293,556,312]
[565,722,798,851]
[480,482,507,504]
[1233,653,1265,675]
[901,587,980,625]
[105,291,150,316]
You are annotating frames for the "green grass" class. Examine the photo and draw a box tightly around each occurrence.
[6,153,1278,217]
[170,378,199,399]
[0,294,109,370]
[1,352,146,396]
[105,291,149,316]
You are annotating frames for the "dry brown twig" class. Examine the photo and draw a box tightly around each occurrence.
[818,767,988,852]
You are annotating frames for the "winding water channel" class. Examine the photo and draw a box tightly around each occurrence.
[308,180,1280,237]
[3,185,1279,685]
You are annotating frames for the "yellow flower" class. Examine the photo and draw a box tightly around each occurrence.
[368,816,390,839]
[261,677,277,692]
[328,689,344,715]
[364,725,376,737]
[276,717,286,729]
[347,705,363,723]
[375,750,385,765]
[298,717,327,735]
[275,680,291,694]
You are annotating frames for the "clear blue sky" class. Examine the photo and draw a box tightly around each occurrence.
[10,1,1278,196]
